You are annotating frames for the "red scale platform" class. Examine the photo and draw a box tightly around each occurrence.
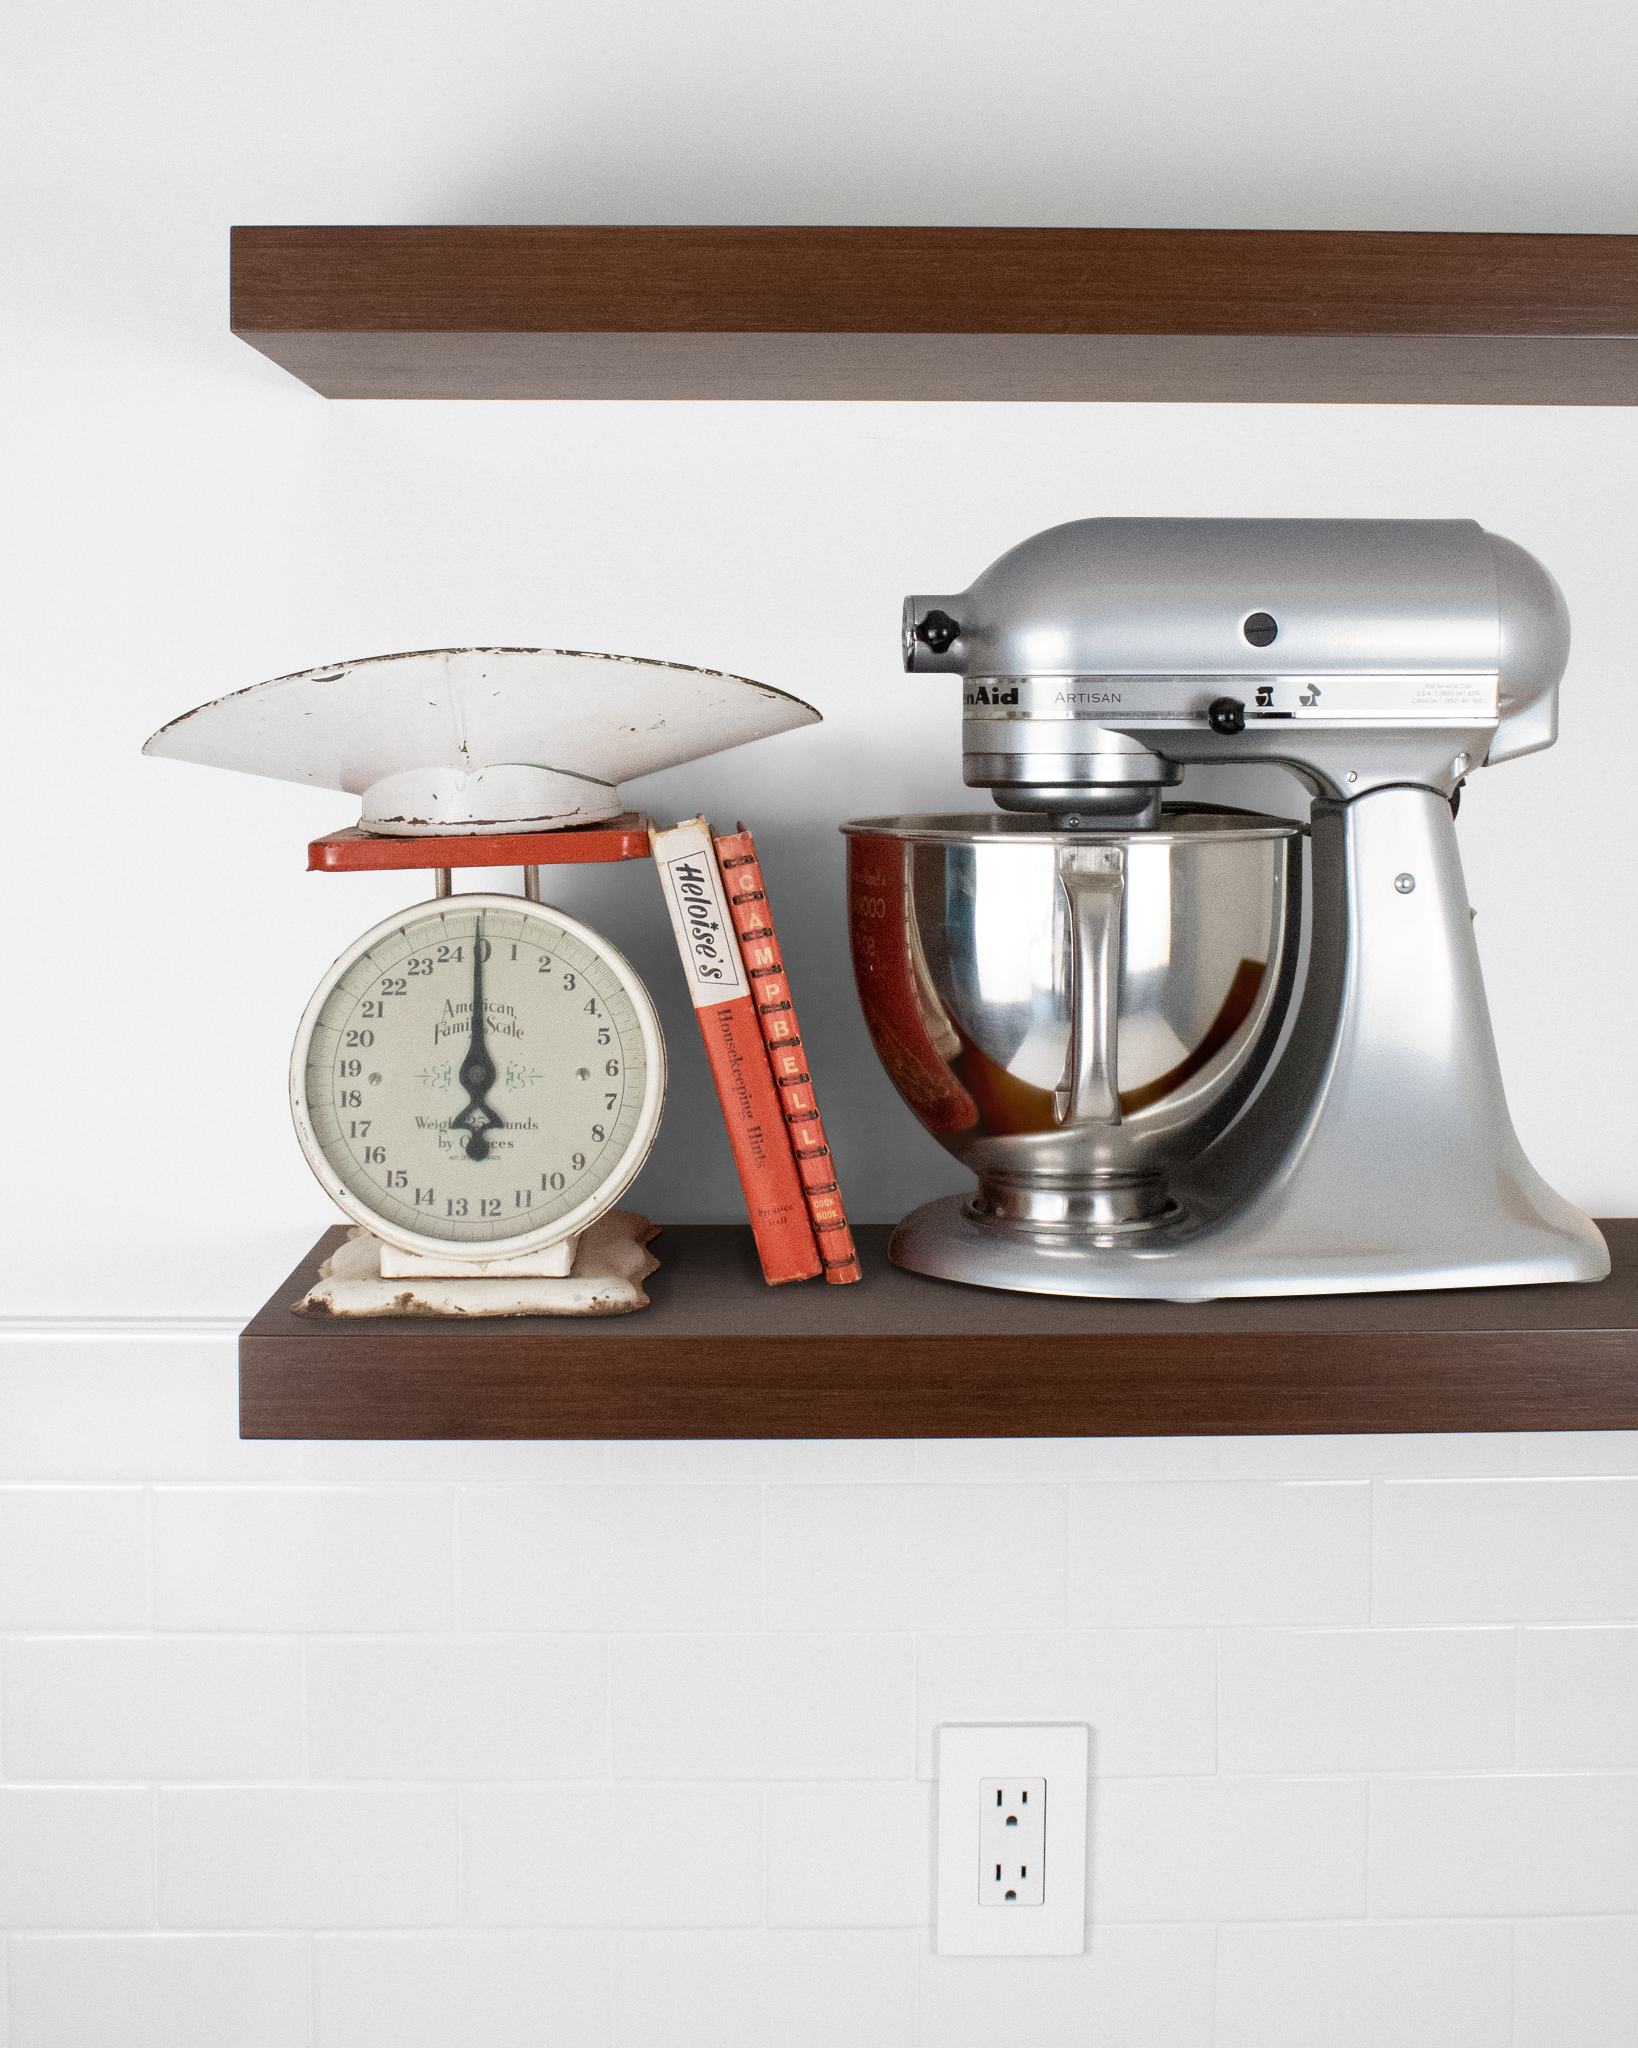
[308,814,654,871]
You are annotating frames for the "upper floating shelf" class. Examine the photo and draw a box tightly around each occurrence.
[230,226,1638,404]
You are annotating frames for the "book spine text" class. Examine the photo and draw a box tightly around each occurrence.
[715,828,863,1285]
[651,817,823,1286]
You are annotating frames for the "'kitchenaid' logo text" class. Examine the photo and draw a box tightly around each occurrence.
[964,684,1126,707]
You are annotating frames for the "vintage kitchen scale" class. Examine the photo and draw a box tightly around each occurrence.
[846,516,1609,1301]
[144,646,820,1314]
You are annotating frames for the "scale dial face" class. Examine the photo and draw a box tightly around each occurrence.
[290,894,665,1258]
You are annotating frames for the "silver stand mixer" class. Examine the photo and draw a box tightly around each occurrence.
[843,517,1608,1300]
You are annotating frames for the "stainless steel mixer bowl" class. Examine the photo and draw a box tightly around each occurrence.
[843,808,1303,1231]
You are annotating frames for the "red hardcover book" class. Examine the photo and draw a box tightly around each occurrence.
[714,827,863,1285]
[651,817,823,1286]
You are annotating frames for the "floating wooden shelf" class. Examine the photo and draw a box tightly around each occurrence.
[240,1220,1638,1440]
[230,227,1638,405]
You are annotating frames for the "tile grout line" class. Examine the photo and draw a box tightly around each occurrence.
[144,1485,157,1636]
[1367,1476,1379,1628]
[1511,1624,1523,1771]
[456,1781,467,1933]
[604,1634,615,1785]
[1363,1770,1376,1924]
[758,1484,769,1634]
[608,1929,620,2048]
[450,1486,463,1638]
[299,1637,312,1782]
[1507,1914,1519,2048]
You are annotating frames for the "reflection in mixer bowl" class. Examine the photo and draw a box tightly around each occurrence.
[842,809,1303,1231]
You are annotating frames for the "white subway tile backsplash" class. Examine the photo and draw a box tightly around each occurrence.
[307,1636,607,1780]
[1513,1917,1638,2048]
[0,1489,149,1630]
[159,1787,459,1928]
[1374,1478,1638,1621]
[1519,1431,1638,1476]
[1094,1776,1369,1921]
[153,1487,454,1632]
[914,1629,1216,1778]
[0,1339,299,1482]
[765,1485,1066,1631]
[1069,1481,1372,1626]
[913,1436,1221,1481]
[1369,1775,1638,1916]
[611,1634,912,1780]
[0,1789,153,1928]
[1220,1433,1519,1479]
[459,1486,761,1632]
[1217,1628,1515,1774]
[766,1783,930,1927]
[302,1438,606,1483]
[314,1934,611,2048]
[607,1439,916,1483]
[464,1784,762,1927]
[6,1935,309,2048]
[916,1926,1218,2048]
[2,1637,303,1781]
[3,1327,1638,2048]
[1216,1922,1513,2048]
[1518,1627,1638,1767]
[0,1339,247,1479]
[615,1931,917,2048]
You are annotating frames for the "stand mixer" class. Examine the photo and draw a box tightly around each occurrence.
[843,517,1608,1300]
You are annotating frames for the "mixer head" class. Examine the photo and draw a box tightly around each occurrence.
[904,518,1569,827]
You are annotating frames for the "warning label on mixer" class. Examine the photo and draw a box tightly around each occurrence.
[1244,675,1499,720]
[959,673,1499,724]
[1244,671,1498,720]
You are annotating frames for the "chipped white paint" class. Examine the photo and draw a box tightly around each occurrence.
[294,1208,660,1316]
[376,1232,579,1279]
[142,646,822,835]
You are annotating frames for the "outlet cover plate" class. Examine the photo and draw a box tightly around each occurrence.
[936,1723,1088,1955]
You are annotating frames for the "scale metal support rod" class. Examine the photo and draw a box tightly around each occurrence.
[523,865,542,902]
[433,869,453,898]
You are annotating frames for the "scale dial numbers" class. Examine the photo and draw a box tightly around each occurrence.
[290,895,665,1257]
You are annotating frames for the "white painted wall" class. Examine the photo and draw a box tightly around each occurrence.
[5,0,1638,2039]
[6,0,1638,1310]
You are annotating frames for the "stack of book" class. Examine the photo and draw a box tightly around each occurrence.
[652,817,861,1285]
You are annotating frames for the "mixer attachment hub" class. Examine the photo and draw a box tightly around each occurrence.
[967,1170,1178,1234]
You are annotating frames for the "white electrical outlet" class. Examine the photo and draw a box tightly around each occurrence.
[980,1777,1046,1906]
[936,1724,1088,1956]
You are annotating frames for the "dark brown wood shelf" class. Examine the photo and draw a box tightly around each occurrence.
[240,1220,1638,1441]
[230,227,1638,404]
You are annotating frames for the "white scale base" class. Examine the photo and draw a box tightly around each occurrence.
[294,1208,660,1318]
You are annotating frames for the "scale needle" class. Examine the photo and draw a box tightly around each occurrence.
[449,915,504,1161]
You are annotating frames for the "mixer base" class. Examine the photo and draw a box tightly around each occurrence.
[890,1193,1611,1304]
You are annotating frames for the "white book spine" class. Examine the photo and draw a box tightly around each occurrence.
[650,815,749,1008]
